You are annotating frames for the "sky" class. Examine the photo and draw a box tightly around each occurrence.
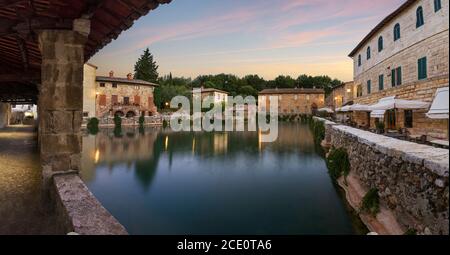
[89,0,406,82]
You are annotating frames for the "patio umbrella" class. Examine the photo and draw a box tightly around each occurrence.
[369,96,430,111]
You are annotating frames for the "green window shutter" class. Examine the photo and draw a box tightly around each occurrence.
[418,57,427,80]
[416,7,424,28]
[435,0,442,12]
[379,75,384,91]
[397,67,402,85]
[367,80,371,94]
[391,69,396,87]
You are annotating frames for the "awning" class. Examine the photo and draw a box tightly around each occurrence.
[350,104,371,111]
[427,87,449,119]
[318,107,334,113]
[337,105,352,112]
[370,96,430,111]
[371,110,386,118]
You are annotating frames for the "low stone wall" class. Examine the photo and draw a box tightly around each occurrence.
[315,117,449,235]
[51,173,128,235]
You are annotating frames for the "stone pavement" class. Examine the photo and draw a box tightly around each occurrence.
[0,126,60,234]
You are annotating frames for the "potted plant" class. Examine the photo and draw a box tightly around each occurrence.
[375,121,385,134]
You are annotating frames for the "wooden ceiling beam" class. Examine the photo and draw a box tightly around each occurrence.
[0,0,26,9]
[0,72,40,83]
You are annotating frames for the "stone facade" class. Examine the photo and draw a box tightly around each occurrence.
[82,64,97,118]
[326,82,354,109]
[83,68,158,118]
[346,0,449,138]
[258,88,325,115]
[193,88,229,105]
[319,118,449,234]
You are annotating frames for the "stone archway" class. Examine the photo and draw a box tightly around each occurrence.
[114,111,125,117]
[126,111,136,118]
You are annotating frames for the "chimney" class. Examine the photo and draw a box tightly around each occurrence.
[127,73,133,80]
[109,70,114,77]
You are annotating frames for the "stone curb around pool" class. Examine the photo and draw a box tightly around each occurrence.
[52,173,128,235]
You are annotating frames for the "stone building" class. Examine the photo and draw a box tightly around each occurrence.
[348,0,449,139]
[258,88,325,115]
[326,81,355,109]
[192,87,229,105]
[83,64,158,119]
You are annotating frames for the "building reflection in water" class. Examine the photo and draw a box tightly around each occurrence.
[81,124,319,191]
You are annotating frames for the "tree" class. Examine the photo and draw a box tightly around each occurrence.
[134,48,159,83]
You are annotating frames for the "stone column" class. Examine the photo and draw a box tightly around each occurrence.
[0,103,11,128]
[37,20,90,185]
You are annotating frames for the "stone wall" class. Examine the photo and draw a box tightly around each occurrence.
[319,118,449,234]
[258,93,325,115]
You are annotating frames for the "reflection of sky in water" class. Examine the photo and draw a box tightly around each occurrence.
[80,124,359,235]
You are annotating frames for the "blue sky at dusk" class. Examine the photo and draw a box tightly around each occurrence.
[90,0,406,82]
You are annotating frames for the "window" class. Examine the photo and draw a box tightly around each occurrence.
[358,54,362,66]
[124,97,130,105]
[404,110,413,128]
[394,23,401,41]
[367,47,371,60]
[367,80,372,94]
[83,112,89,117]
[134,85,140,90]
[306,95,310,101]
[357,85,363,97]
[294,95,298,100]
[378,74,384,91]
[434,0,442,12]
[112,83,118,88]
[99,83,105,87]
[418,57,427,80]
[111,95,118,104]
[396,67,402,86]
[378,36,383,52]
[391,67,402,87]
[99,95,106,106]
[416,7,424,28]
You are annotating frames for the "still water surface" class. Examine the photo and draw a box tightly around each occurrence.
[80,124,363,235]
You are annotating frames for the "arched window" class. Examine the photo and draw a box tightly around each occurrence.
[394,23,401,41]
[434,0,442,12]
[367,47,371,60]
[416,6,424,28]
[358,54,362,66]
[378,36,383,52]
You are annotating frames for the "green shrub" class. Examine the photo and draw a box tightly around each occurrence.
[361,188,380,216]
[139,116,145,127]
[404,229,417,235]
[87,118,99,135]
[309,119,325,143]
[114,115,122,129]
[326,147,350,180]
[375,121,385,133]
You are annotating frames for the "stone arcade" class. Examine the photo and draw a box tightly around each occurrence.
[0,0,172,234]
